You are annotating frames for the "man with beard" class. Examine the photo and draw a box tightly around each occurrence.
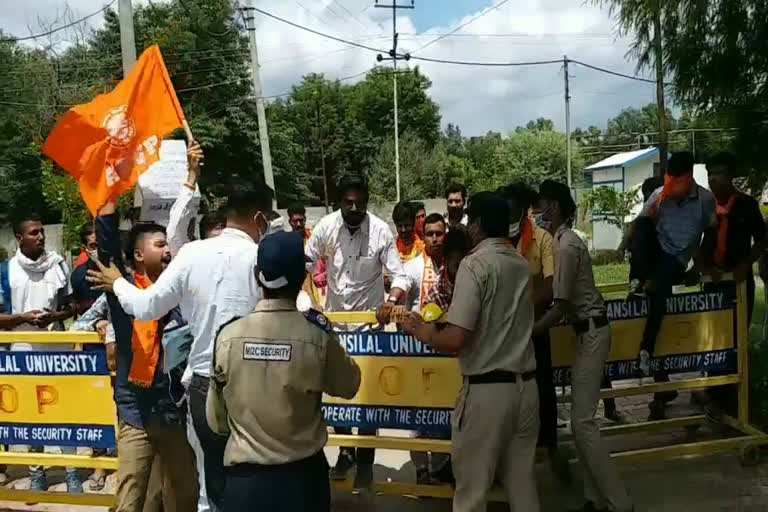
[445,183,468,230]
[306,175,408,489]
[0,213,81,493]
[379,213,451,484]
[393,201,425,262]
[90,198,198,512]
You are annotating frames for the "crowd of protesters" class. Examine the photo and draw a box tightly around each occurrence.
[0,146,763,512]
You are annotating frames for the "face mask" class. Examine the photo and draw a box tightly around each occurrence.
[663,173,694,200]
[87,248,99,262]
[534,212,551,231]
[269,216,284,234]
[508,211,526,238]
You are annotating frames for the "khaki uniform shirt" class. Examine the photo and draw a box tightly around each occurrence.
[552,224,606,321]
[206,298,361,466]
[446,238,536,375]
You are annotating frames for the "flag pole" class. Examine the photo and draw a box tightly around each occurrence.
[182,120,194,143]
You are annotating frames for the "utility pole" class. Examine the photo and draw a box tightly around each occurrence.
[376,0,414,202]
[563,55,572,188]
[653,2,668,175]
[118,0,137,77]
[243,1,277,209]
[314,91,330,213]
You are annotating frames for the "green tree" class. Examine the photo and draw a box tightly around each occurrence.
[484,128,585,191]
[580,186,639,229]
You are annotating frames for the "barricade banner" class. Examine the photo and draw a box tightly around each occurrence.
[0,351,116,448]
[322,332,459,433]
[551,288,738,385]
[323,289,739,431]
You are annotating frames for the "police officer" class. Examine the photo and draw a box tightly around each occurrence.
[206,231,361,512]
[532,180,633,512]
[404,191,539,512]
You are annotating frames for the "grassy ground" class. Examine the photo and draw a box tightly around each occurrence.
[593,263,629,286]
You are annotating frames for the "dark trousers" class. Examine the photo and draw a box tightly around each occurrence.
[533,331,557,448]
[189,374,229,512]
[224,451,330,512]
[602,374,616,414]
[335,427,375,465]
[630,217,687,356]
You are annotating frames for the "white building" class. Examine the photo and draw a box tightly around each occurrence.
[585,148,710,250]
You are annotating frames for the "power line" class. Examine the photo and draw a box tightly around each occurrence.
[415,0,512,53]
[409,55,562,67]
[1,0,117,42]
[251,6,389,54]
[569,59,672,86]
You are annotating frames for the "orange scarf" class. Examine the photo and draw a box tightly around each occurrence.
[649,173,694,217]
[714,193,737,266]
[517,216,534,256]
[397,236,424,262]
[129,273,161,388]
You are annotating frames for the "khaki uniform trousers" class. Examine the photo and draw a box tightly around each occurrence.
[451,377,540,512]
[571,323,632,512]
[115,417,199,512]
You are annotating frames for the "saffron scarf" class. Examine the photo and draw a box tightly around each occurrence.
[713,193,737,266]
[396,236,425,262]
[516,216,534,257]
[649,172,695,217]
[129,273,161,388]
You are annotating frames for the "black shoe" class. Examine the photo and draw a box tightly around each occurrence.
[569,501,608,512]
[658,390,679,404]
[648,400,667,421]
[430,460,455,486]
[330,450,355,481]
[353,462,374,489]
[548,447,573,484]
[416,466,431,485]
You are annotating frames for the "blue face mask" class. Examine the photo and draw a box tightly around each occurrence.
[534,212,551,231]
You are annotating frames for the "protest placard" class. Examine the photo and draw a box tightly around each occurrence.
[138,139,199,226]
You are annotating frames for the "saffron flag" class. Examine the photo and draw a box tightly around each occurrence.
[42,45,185,215]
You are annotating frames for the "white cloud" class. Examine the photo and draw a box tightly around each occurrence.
[1,0,660,135]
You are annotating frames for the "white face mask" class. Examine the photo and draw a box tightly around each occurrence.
[254,212,283,242]
[87,248,99,262]
[508,210,526,238]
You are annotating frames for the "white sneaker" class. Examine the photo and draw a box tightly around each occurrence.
[628,279,645,298]
[637,349,651,377]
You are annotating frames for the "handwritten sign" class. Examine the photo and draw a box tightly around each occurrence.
[0,351,116,448]
[138,139,199,226]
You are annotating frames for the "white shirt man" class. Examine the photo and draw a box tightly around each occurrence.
[90,181,274,512]
[305,210,408,312]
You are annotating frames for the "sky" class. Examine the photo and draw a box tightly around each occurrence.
[1,0,661,137]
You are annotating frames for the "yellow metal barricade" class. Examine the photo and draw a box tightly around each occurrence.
[322,279,768,500]
[0,279,765,506]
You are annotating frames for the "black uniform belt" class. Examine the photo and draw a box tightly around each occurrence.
[573,314,609,335]
[467,370,536,384]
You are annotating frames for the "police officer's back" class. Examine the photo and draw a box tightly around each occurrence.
[206,231,361,512]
